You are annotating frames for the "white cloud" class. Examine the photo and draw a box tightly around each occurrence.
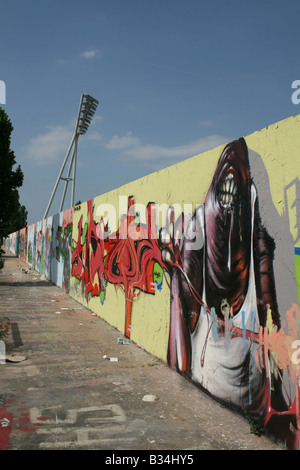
[199,120,213,127]
[26,120,103,165]
[105,132,229,167]
[105,131,141,150]
[80,49,99,59]
[91,115,103,123]
[26,125,74,166]
[83,131,102,141]
[26,122,228,171]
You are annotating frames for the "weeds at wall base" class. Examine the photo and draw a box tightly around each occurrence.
[244,411,264,437]
[0,317,11,342]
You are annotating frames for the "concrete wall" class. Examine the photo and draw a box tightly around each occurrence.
[5,114,300,449]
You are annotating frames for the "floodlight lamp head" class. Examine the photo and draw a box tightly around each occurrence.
[80,110,94,119]
[82,105,97,115]
[76,93,99,135]
[84,93,99,103]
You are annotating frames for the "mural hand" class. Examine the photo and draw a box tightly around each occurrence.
[160,206,184,272]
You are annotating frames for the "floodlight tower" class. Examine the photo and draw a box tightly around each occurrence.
[43,94,99,220]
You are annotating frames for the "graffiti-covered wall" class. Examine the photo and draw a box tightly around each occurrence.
[5,114,300,449]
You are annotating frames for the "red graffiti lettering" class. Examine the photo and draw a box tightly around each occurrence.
[0,408,13,450]
[72,197,166,337]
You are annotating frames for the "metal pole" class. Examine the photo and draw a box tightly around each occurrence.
[43,132,76,220]
[59,150,74,212]
[75,94,84,132]
[43,93,98,219]
[71,134,79,208]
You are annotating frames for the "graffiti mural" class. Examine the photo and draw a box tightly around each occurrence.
[18,227,27,263]
[71,197,165,337]
[42,218,52,280]
[284,177,300,303]
[4,114,300,449]
[5,231,18,255]
[26,223,35,268]
[34,220,43,274]
[160,138,300,448]
[105,197,165,337]
[71,200,108,304]
[50,209,73,292]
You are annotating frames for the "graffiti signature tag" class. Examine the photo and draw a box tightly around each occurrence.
[0,417,10,428]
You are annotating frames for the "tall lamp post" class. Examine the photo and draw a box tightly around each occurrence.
[43,94,99,220]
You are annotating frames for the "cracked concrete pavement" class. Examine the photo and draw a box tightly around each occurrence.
[0,251,284,451]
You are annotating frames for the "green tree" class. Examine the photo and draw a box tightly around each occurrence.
[0,106,27,268]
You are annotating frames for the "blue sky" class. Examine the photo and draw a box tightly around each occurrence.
[1,0,299,225]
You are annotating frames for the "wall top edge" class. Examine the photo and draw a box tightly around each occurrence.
[8,113,300,230]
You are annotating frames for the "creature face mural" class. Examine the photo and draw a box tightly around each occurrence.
[160,138,299,449]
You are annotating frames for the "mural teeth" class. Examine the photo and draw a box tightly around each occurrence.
[225,179,230,192]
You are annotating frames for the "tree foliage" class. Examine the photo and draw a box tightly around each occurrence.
[0,107,27,266]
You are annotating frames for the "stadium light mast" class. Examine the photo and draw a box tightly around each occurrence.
[43,94,99,220]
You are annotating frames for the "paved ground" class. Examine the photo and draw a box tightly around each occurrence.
[0,250,284,452]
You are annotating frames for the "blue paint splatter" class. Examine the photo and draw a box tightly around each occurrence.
[210,307,218,342]
[242,310,246,354]
[248,311,255,406]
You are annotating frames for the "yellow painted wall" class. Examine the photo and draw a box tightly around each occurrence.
[246,114,300,247]
[8,114,297,362]
[69,114,300,361]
